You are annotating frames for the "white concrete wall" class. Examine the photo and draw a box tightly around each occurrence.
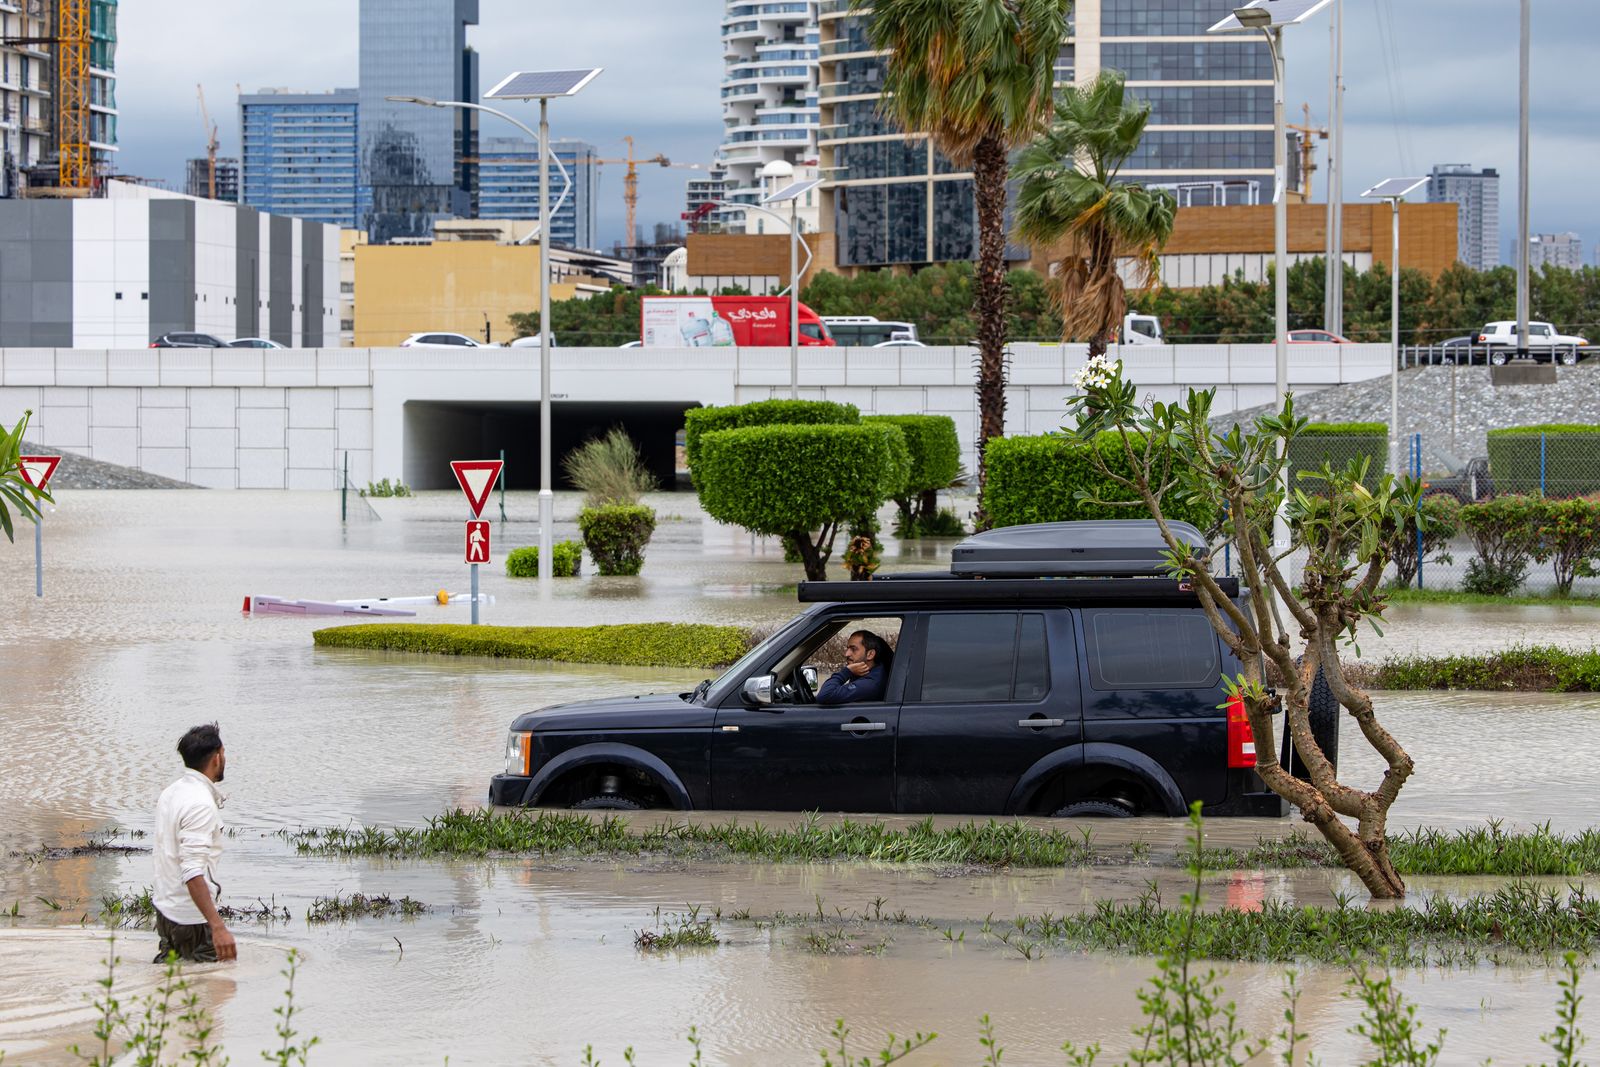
[0,343,1391,488]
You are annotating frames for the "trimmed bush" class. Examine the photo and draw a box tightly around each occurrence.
[696,422,909,579]
[981,433,1217,529]
[313,622,755,669]
[865,414,962,536]
[683,399,859,474]
[505,541,583,578]
[578,504,657,576]
[1530,497,1600,596]
[1288,422,1387,491]
[1384,495,1460,588]
[1459,495,1542,595]
[1487,425,1600,498]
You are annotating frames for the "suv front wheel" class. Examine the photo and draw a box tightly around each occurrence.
[572,795,643,811]
[1052,798,1134,818]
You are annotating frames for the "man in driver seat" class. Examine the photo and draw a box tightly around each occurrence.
[816,630,892,705]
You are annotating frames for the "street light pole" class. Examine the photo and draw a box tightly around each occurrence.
[789,198,799,401]
[538,96,554,581]
[1516,0,1531,360]
[1362,177,1427,477]
[1324,0,1344,335]
[1269,25,1289,551]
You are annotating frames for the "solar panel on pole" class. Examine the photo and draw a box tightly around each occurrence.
[763,179,822,204]
[1360,177,1428,200]
[1208,0,1334,32]
[485,69,604,100]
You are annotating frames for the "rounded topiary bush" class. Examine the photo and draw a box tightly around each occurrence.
[578,504,657,576]
[506,541,583,578]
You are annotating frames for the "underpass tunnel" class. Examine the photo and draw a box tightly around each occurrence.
[403,400,701,491]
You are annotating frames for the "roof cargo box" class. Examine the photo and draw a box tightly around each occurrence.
[950,520,1207,578]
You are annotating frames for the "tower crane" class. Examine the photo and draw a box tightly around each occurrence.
[594,137,700,246]
[1286,103,1328,201]
[0,0,91,190]
[196,84,219,199]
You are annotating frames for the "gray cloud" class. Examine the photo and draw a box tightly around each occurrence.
[116,1,1594,260]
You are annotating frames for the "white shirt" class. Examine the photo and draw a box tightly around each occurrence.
[153,769,225,925]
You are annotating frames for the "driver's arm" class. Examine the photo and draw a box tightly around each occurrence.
[816,667,865,705]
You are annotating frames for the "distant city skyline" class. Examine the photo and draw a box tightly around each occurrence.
[112,0,1597,258]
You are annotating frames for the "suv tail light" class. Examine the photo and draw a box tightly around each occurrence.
[1226,694,1257,769]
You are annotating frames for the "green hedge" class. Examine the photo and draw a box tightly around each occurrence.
[1288,422,1387,491]
[506,542,583,578]
[981,433,1217,529]
[1487,425,1600,498]
[863,414,961,494]
[683,399,860,474]
[578,504,656,576]
[312,622,755,669]
[696,422,910,536]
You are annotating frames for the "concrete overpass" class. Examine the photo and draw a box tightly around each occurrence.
[0,344,1393,490]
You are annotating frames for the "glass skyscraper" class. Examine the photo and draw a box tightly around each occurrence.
[475,136,598,250]
[240,89,362,227]
[818,0,1273,269]
[358,0,479,243]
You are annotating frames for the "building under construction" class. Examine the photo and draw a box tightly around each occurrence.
[0,0,119,198]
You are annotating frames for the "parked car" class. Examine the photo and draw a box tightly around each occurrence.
[488,521,1324,819]
[1476,321,1590,366]
[1288,329,1351,344]
[399,332,498,348]
[150,332,227,348]
[227,337,286,349]
[1437,335,1484,364]
[1422,453,1494,503]
[873,339,927,348]
[509,335,560,347]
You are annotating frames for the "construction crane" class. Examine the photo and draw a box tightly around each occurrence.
[1286,103,1328,201]
[595,137,700,247]
[0,0,91,190]
[196,84,219,199]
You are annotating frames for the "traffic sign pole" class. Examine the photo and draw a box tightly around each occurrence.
[34,513,42,598]
[471,563,480,625]
[451,461,504,627]
[18,455,60,599]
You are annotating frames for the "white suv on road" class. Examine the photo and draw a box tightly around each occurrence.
[1476,321,1589,365]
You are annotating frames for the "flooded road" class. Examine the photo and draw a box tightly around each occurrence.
[1,491,1596,1064]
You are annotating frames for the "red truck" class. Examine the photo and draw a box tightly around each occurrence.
[640,296,836,348]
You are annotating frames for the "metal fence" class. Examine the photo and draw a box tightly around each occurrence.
[1400,343,1588,368]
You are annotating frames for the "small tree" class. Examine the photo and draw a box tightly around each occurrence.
[696,424,908,581]
[562,428,658,576]
[863,414,961,534]
[1383,495,1460,589]
[1,410,51,542]
[1070,357,1421,899]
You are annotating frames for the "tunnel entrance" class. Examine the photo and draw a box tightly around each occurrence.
[403,400,700,491]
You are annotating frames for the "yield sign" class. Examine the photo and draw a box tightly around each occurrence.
[450,459,503,519]
[18,455,61,492]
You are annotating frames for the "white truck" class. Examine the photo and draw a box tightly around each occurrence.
[1119,312,1164,345]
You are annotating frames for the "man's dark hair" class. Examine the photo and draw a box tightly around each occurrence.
[177,724,223,770]
[851,630,893,671]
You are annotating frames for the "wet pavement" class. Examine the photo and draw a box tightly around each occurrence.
[1,491,1596,1064]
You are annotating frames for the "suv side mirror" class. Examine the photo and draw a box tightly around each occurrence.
[801,665,819,689]
[742,674,775,706]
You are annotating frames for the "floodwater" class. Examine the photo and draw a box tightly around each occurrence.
[1,491,1596,1064]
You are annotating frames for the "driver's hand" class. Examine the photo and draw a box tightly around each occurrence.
[847,661,872,678]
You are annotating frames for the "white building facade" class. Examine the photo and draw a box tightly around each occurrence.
[1427,164,1500,271]
[1529,232,1584,271]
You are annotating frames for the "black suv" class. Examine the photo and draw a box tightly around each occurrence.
[488,521,1292,818]
[150,332,227,348]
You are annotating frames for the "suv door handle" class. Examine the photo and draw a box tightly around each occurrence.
[841,721,887,732]
[1018,717,1065,729]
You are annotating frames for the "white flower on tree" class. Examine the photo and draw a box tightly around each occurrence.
[1074,355,1123,392]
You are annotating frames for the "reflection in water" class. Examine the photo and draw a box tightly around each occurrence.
[0,492,1594,1063]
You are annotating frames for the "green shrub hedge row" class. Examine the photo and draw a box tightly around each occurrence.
[1486,425,1600,497]
[312,622,756,669]
[683,399,859,473]
[1288,422,1387,490]
[505,542,583,578]
[1458,495,1600,596]
[980,432,1217,529]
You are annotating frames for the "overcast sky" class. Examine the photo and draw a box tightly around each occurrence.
[118,0,1595,260]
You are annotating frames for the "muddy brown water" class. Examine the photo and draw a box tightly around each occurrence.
[1,491,1596,1064]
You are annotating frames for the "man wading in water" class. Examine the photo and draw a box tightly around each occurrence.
[152,724,237,963]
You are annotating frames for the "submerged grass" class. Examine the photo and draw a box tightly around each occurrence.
[634,906,719,951]
[289,808,1600,876]
[304,893,427,925]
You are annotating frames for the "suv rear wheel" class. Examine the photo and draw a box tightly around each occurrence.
[1052,798,1134,819]
[1489,348,1510,366]
[572,795,643,811]
[1284,666,1340,780]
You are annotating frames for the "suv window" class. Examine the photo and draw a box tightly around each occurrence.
[916,612,1050,703]
[1084,609,1218,690]
[1531,324,1551,337]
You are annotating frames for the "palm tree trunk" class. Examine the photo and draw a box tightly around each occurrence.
[972,135,1011,530]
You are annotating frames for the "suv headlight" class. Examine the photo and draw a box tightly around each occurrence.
[505,730,532,776]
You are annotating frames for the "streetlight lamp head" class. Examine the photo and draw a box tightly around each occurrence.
[1234,7,1272,27]
[385,95,439,107]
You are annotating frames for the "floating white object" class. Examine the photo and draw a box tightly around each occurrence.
[243,595,416,618]
[335,592,495,607]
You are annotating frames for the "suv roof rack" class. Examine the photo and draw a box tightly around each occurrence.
[798,576,1238,605]
[950,520,1206,579]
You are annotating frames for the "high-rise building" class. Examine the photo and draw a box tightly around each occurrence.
[718,0,820,233]
[475,136,598,250]
[240,89,362,228]
[358,0,479,243]
[685,160,732,232]
[1529,232,1584,271]
[817,0,1273,269]
[1,0,118,197]
[1426,164,1500,271]
[185,157,239,202]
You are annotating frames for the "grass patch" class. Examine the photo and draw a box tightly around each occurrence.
[1210,823,1600,877]
[633,906,719,951]
[1386,587,1600,608]
[1359,644,1600,692]
[289,808,1098,867]
[1014,881,1600,966]
[99,889,291,927]
[311,622,754,670]
[305,892,427,924]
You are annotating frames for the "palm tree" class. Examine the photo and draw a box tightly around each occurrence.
[1,410,50,543]
[860,0,1070,521]
[1013,72,1177,358]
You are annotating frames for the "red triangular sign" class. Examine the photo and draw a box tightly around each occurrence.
[18,455,61,491]
[450,460,503,518]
